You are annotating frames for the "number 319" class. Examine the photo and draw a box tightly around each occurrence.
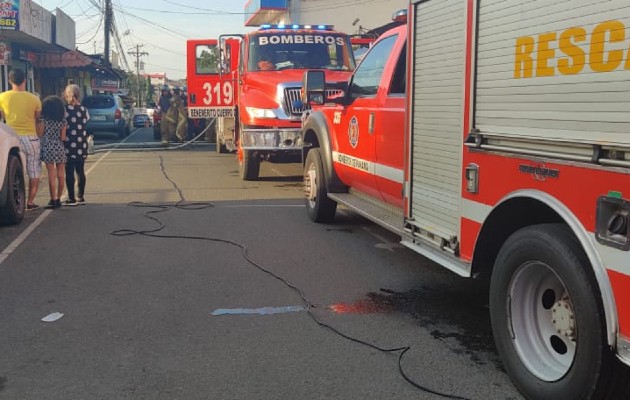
[202,81,233,105]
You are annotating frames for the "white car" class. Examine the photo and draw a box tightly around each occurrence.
[0,123,26,225]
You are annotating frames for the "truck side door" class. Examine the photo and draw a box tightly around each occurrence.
[333,34,399,199]
[375,41,406,207]
[186,40,236,118]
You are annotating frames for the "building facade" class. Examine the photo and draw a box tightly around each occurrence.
[0,0,127,99]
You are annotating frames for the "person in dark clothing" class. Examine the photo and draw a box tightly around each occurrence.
[158,85,171,114]
[63,84,90,206]
[158,85,173,144]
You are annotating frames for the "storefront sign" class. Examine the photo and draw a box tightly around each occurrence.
[92,77,119,91]
[0,1,18,31]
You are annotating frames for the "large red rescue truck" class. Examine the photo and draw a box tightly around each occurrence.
[301,2,630,399]
[186,25,355,180]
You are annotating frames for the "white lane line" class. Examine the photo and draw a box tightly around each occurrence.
[0,209,52,264]
[0,150,111,266]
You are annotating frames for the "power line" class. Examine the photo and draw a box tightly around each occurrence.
[120,5,244,15]
[112,6,194,39]
[76,12,103,44]
[112,17,130,70]
[112,0,134,53]
[159,0,237,13]
[129,32,184,57]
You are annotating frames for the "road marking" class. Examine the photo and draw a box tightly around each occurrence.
[0,149,111,266]
[211,306,306,316]
[0,209,52,264]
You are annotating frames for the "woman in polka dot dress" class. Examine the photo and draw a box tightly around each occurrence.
[63,84,90,206]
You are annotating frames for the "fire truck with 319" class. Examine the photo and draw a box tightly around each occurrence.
[301,2,630,399]
[186,24,355,180]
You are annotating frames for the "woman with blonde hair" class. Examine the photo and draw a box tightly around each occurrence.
[63,84,90,206]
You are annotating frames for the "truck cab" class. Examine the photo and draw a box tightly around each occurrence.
[186,25,356,180]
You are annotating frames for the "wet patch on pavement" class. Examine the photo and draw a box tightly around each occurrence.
[329,287,501,368]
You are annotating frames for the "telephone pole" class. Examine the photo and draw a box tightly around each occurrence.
[104,0,112,65]
[128,44,149,107]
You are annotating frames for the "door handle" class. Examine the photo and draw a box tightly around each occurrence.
[368,112,375,134]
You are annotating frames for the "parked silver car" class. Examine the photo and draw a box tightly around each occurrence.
[84,94,131,139]
[0,123,26,225]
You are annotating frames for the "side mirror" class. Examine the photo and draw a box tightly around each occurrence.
[301,70,325,106]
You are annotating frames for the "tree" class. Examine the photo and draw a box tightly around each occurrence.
[196,46,219,73]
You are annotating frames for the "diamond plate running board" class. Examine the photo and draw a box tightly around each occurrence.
[328,192,404,235]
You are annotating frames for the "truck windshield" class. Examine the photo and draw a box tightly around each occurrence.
[248,32,355,71]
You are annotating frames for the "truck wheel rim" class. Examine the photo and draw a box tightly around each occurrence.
[304,162,317,205]
[508,261,576,382]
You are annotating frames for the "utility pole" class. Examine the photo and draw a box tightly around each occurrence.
[104,0,112,65]
[128,44,149,107]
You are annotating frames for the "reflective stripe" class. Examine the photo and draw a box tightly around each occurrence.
[593,235,630,276]
[461,198,492,224]
[332,151,403,183]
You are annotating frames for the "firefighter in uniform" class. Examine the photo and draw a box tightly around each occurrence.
[158,85,172,145]
[163,86,187,143]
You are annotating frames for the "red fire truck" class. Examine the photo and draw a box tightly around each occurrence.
[186,25,355,180]
[301,2,630,399]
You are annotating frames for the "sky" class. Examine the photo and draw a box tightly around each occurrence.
[37,0,255,80]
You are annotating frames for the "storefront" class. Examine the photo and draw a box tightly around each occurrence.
[0,1,76,93]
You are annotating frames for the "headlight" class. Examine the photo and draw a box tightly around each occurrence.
[246,107,277,119]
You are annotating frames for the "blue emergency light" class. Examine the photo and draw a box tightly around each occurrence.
[258,24,334,31]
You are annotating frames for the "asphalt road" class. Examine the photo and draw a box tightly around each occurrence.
[0,127,524,400]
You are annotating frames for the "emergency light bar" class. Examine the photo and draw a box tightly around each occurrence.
[259,24,333,31]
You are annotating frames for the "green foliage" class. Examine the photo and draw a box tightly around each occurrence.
[196,46,219,73]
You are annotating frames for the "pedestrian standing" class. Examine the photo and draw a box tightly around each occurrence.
[40,96,67,209]
[63,84,90,206]
[0,68,43,210]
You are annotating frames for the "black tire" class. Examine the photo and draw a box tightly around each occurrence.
[125,123,131,137]
[216,142,228,154]
[215,127,228,154]
[0,155,25,225]
[490,223,630,400]
[153,127,161,141]
[239,149,260,180]
[303,148,336,222]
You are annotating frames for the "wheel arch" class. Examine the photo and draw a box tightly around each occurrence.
[302,111,346,193]
[471,190,618,346]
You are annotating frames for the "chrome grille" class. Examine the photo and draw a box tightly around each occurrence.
[283,88,343,116]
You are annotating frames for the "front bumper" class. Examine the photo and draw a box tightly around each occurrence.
[241,128,303,151]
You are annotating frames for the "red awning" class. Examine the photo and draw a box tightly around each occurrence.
[34,50,93,69]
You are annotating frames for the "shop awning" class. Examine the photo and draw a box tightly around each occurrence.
[34,50,93,69]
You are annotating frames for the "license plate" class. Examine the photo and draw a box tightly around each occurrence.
[92,115,106,121]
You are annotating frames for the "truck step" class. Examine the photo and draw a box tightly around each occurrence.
[328,191,404,234]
